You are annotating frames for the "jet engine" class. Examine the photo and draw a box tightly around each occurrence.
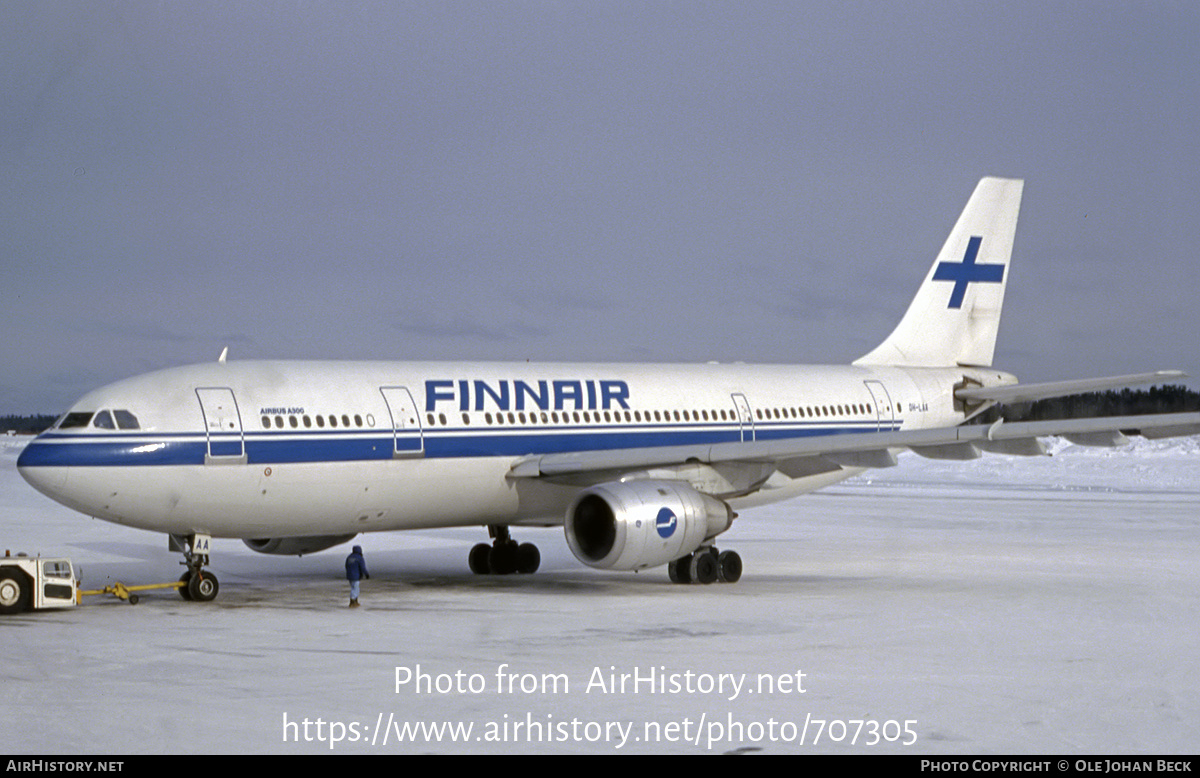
[564,480,733,571]
[242,534,358,556]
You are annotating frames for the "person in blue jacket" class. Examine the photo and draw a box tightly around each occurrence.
[345,545,369,608]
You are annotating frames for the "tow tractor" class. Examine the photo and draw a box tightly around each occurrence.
[1,544,218,613]
[0,552,78,614]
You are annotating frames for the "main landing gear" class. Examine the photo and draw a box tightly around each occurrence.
[667,546,742,585]
[468,525,540,576]
[169,533,220,602]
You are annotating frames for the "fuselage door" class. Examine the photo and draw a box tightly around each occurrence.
[196,387,246,463]
[863,380,895,432]
[731,393,756,442]
[380,386,424,458]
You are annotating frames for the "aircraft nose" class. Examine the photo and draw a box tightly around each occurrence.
[17,438,68,495]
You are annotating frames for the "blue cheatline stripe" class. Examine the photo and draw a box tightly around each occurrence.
[17,421,902,468]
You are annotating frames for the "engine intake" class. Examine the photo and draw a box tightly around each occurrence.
[242,534,358,556]
[564,480,733,571]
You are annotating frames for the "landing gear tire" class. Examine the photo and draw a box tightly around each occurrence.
[178,572,194,601]
[173,533,219,602]
[668,556,692,584]
[689,550,719,584]
[669,548,742,585]
[0,570,30,614]
[468,543,492,574]
[470,526,540,576]
[516,543,540,574]
[717,550,743,583]
[489,543,518,575]
[187,571,219,602]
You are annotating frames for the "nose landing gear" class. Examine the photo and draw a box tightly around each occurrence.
[170,533,220,602]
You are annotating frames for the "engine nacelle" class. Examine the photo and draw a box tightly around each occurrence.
[564,480,733,571]
[242,534,358,556]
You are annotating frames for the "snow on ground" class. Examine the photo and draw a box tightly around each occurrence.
[2,436,1198,754]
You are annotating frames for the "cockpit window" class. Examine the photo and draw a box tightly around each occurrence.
[54,409,141,431]
[58,412,95,429]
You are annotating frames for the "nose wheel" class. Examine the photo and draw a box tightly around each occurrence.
[177,570,220,601]
[171,533,220,602]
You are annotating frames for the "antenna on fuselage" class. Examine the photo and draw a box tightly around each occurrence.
[218,347,228,364]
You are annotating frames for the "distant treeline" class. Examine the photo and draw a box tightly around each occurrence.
[1,415,58,434]
[982,384,1200,423]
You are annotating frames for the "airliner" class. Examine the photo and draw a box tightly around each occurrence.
[15,178,1200,602]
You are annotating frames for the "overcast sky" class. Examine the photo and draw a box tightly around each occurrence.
[2,2,1197,413]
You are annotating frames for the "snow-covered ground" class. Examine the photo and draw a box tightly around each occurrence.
[2,436,1198,754]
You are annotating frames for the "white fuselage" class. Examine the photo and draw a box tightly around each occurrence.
[18,360,1006,539]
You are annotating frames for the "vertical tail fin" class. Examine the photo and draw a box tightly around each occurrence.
[854,177,1024,368]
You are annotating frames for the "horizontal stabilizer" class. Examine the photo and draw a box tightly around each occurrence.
[956,371,1187,405]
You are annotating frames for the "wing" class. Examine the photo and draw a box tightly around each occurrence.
[509,410,1200,484]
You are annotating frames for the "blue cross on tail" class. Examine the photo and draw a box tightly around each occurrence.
[932,236,1004,309]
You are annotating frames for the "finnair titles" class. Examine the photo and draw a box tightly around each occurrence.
[425,379,632,412]
[14,177,1200,608]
